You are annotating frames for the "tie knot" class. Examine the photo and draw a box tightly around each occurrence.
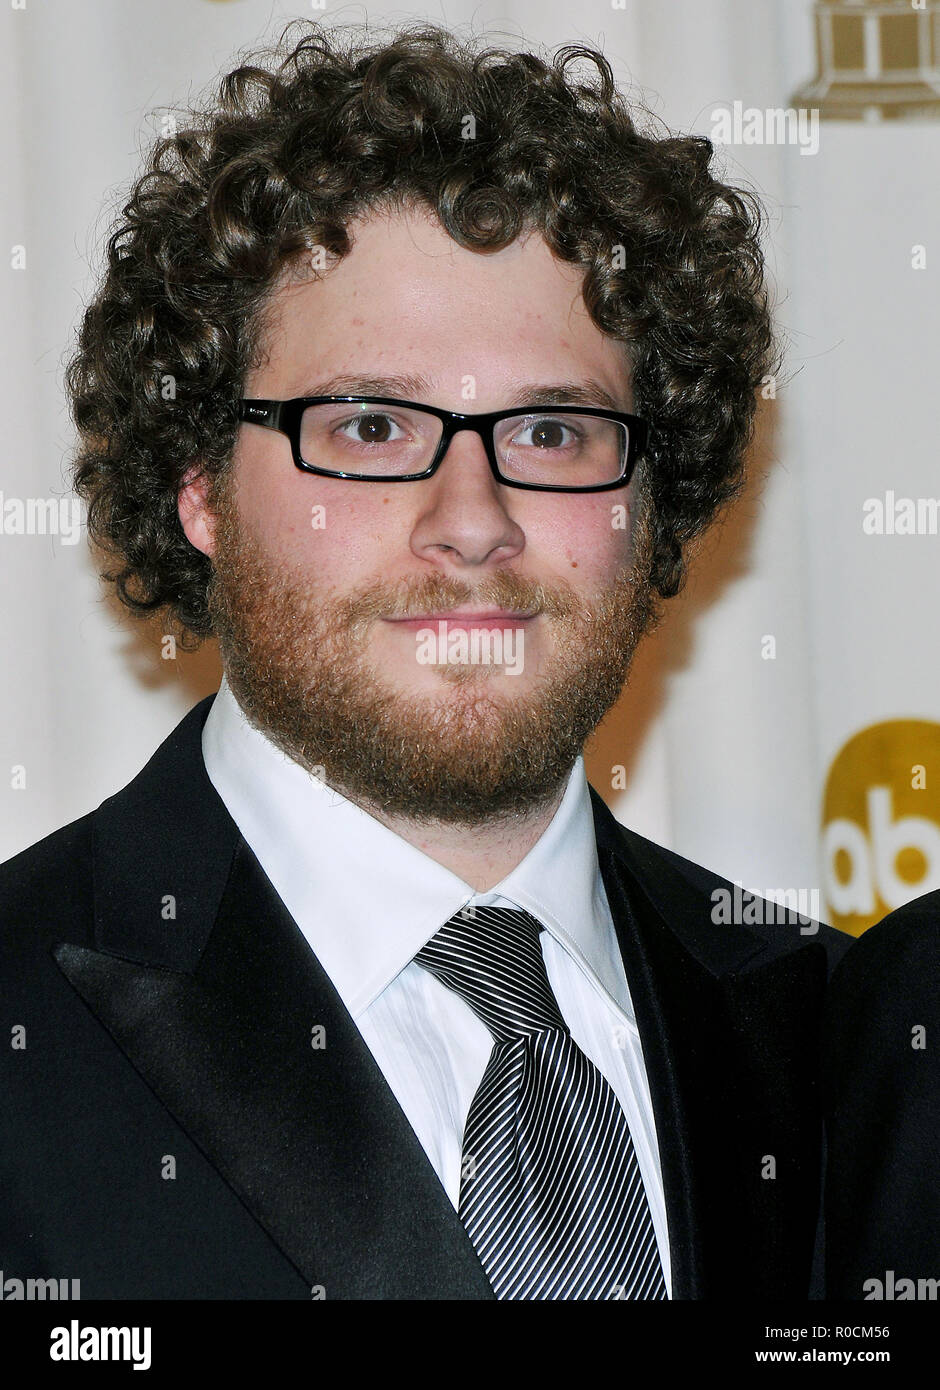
[414,905,568,1043]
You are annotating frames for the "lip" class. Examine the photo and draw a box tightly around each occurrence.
[384,610,537,629]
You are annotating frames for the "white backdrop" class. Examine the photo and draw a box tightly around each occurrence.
[2,0,938,936]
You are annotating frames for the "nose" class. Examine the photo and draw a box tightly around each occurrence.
[408,427,525,569]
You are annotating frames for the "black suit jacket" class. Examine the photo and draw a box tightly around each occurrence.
[0,694,851,1299]
[823,890,940,1299]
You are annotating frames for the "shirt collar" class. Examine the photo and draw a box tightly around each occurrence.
[201,676,630,1019]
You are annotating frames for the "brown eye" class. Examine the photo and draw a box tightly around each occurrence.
[352,413,394,444]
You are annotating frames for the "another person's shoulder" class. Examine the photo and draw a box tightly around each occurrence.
[822,890,939,1295]
[826,889,940,1028]
[836,887,939,967]
[823,889,937,1162]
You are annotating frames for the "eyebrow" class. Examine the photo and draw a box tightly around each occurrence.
[296,373,625,411]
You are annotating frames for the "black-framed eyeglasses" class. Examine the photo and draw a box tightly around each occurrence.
[237,396,647,493]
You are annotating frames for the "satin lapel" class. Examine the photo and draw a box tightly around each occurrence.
[595,842,711,1298]
[55,841,494,1299]
[54,698,493,1300]
[590,790,828,1299]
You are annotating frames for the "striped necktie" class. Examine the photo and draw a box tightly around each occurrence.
[414,904,667,1300]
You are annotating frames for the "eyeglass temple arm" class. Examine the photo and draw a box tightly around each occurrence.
[239,400,284,429]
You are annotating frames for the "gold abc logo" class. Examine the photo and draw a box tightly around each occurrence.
[821,720,940,937]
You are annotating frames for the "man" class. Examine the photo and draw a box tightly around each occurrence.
[823,890,939,1301]
[0,20,851,1299]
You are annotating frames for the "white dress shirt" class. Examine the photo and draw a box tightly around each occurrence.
[201,676,672,1294]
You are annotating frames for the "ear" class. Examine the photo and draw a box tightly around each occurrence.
[178,465,218,558]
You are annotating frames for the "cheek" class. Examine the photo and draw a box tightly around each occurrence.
[304,488,405,574]
[527,492,635,584]
[233,440,395,572]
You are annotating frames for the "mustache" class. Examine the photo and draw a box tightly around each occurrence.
[338,571,581,630]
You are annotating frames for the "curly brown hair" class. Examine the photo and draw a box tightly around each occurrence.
[66,18,780,643]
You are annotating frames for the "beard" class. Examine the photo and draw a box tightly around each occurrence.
[206,475,657,828]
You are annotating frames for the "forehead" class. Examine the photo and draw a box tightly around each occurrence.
[251,205,632,406]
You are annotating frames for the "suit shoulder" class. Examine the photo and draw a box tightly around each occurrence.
[824,895,938,1096]
[0,697,214,955]
[0,811,95,951]
[828,889,940,1006]
[610,817,855,973]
